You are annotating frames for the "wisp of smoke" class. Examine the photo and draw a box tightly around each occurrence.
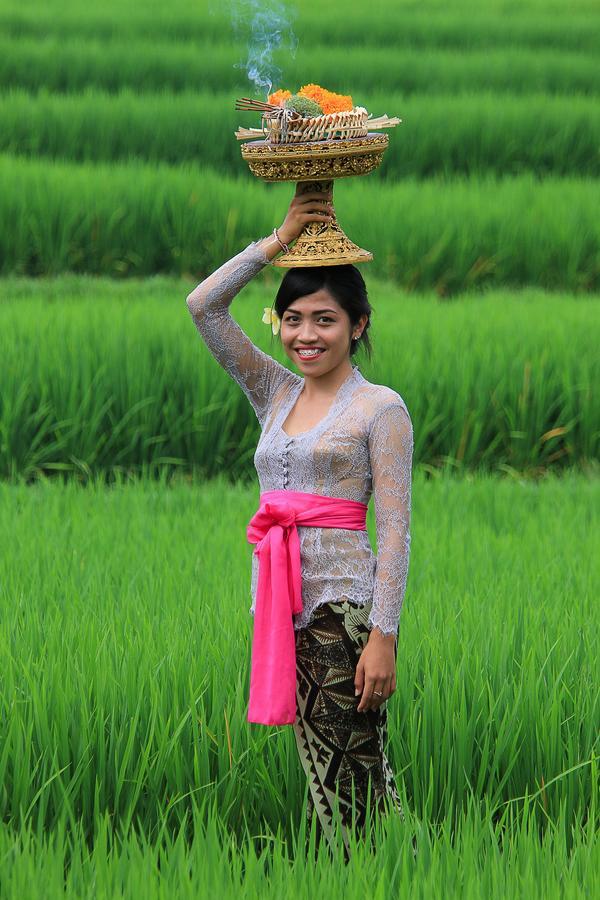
[213,1,299,98]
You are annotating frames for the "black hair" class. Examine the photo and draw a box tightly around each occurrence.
[268,265,373,361]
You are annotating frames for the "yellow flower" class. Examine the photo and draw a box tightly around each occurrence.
[262,306,281,335]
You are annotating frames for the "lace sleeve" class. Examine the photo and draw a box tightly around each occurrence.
[367,401,414,637]
[185,240,294,426]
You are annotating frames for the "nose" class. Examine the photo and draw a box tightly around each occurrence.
[297,327,320,343]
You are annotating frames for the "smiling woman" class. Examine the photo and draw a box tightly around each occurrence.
[272,279,370,436]
[185,190,414,857]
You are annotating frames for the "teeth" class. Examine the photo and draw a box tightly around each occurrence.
[298,349,323,356]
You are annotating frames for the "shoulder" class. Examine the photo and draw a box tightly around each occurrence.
[270,361,302,393]
[361,381,412,432]
[269,366,301,409]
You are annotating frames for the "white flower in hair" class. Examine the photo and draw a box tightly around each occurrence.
[262,307,281,335]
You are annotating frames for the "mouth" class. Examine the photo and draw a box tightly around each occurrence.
[295,348,326,361]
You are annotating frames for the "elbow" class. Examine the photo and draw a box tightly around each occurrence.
[186,290,205,318]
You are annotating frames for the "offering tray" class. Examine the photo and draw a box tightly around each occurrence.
[239,134,390,267]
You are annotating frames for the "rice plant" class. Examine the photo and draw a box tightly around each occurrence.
[0,157,598,289]
[0,279,598,480]
[2,87,598,178]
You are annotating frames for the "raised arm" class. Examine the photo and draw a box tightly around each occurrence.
[367,401,414,637]
[186,188,335,425]
[185,234,295,426]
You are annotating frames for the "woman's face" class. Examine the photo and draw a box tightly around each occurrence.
[279,288,361,374]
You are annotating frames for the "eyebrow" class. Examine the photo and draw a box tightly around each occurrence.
[284,308,338,315]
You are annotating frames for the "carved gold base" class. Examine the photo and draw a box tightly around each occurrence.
[271,178,372,267]
[272,240,372,266]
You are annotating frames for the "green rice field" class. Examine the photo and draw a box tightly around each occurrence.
[2,160,599,288]
[0,279,598,480]
[0,0,598,894]
[0,474,598,895]
[3,88,600,176]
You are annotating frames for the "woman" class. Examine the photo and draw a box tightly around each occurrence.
[185,187,413,857]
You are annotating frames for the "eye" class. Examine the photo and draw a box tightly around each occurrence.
[285,315,334,323]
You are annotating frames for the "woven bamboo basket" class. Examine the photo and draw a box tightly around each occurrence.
[264,106,370,143]
[234,98,401,145]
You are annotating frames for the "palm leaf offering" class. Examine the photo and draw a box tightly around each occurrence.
[234,84,401,143]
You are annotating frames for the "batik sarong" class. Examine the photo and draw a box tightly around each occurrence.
[293,597,404,856]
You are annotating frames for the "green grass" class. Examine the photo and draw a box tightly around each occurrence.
[0,277,598,480]
[0,472,597,891]
[3,87,599,177]
[0,802,597,898]
[1,40,599,96]
[1,0,598,51]
[0,157,598,289]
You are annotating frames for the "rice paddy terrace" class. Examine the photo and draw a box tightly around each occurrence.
[0,0,598,895]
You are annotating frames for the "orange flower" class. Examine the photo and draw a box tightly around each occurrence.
[268,89,292,107]
[298,83,353,114]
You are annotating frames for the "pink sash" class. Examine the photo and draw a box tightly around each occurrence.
[246,489,368,726]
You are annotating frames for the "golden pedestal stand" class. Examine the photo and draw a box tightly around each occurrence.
[239,133,389,267]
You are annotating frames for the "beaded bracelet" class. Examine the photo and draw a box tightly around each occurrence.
[272,227,290,254]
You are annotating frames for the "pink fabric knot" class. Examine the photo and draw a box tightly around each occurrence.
[246,497,303,617]
[262,500,296,528]
[246,489,368,727]
[250,499,299,565]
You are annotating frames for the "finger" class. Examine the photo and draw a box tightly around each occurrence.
[306,202,332,211]
[380,675,393,703]
[296,191,333,204]
[357,677,376,712]
[297,201,332,213]
[354,663,364,700]
[300,213,333,222]
[300,205,332,215]
[369,682,386,711]
[376,676,393,708]
[370,681,387,710]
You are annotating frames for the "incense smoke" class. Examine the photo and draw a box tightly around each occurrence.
[216,1,299,98]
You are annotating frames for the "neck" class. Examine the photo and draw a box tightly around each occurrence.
[302,358,355,399]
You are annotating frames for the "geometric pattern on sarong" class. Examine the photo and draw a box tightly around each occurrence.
[293,598,404,855]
